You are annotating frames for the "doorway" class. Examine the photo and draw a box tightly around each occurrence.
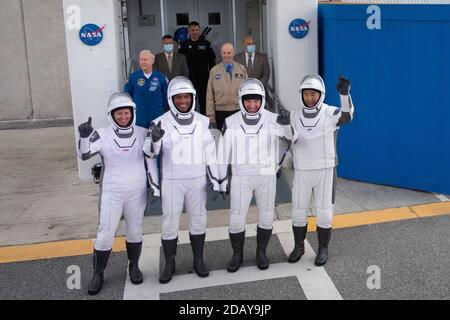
[163,0,233,59]
[122,0,265,80]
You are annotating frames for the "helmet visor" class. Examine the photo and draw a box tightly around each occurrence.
[111,106,134,128]
[242,94,262,114]
[172,93,194,114]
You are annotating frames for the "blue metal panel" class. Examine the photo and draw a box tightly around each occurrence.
[318,4,450,194]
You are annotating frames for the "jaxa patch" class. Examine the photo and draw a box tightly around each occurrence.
[235,73,244,78]
[137,78,145,87]
[215,74,222,80]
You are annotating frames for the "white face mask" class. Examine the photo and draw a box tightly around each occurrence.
[246,45,256,54]
[163,44,174,53]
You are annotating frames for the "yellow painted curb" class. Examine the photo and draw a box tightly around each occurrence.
[410,202,450,217]
[306,207,418,231]
[0,237,126,264]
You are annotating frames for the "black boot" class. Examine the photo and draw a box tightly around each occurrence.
[190,233,209,277]
[227,231,245,273]
[256,226,272,270]
[315,227,332,266]
[126,241,143,285]
[87,249,111,295]
[288,225,307,263]
[159,238,177,284]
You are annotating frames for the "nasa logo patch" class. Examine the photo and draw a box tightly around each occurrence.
[137,78,145,87]
[79,24,105,46]
[288,19,310,39]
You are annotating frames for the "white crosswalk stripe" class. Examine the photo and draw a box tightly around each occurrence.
[433,193,450,202]
[123,220,342,300]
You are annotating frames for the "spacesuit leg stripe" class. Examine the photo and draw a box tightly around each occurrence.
[95,192,125,251]
[186,177,207,235]
[292,171,310,227]
[123,190,146,243]
[161,179,183,240]
[255,175,276,230]
[332,167,337,205]
[229,176,251,234]
[315,169,334,229]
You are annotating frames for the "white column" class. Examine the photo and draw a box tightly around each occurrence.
[267,0,318,111]
[63,0,124,179]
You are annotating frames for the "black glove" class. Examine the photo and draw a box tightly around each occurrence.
[149,121,165,143]
[336,75,350,95]
[276,109,291,125]
[78,117,93,138]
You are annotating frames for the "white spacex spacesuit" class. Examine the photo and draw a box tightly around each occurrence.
[218,78,297,272]
[289,74,354,266]
[77,91,159,295]
[143,76,220,283]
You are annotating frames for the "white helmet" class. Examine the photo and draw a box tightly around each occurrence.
[168,76,196,121]
[238,78,266,121]
[299,74,326,112]
[107,91,136,133]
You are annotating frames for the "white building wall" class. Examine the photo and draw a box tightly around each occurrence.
[0,0,72,125]
[268,0,318,111]
[63,0,124,179]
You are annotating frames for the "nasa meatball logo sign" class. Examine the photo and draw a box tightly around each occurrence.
[288,19,310,39]
[79,24,105,46]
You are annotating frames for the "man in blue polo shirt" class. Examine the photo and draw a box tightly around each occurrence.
[125,50,168,129]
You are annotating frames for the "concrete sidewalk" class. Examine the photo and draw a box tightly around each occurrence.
[0,126,448,247]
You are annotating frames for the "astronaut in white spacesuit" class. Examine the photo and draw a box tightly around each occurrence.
[288,74,354,266]
[218,78,296,272]
[143,76,221,284]
[77,92,159,295]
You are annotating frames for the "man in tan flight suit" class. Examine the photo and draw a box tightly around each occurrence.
[206,43,247,130]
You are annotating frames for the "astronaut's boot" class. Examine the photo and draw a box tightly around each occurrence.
[190,233,209,277]
[87,249,111,295]
[256,226,272,270]
[315,227,332,266]
[126,241,143,285]
[159,238,177,284]
[288,225,307,263]
[227,231,245,273]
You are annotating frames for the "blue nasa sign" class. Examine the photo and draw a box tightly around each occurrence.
[288,19,310,39]
[79,24,105,46]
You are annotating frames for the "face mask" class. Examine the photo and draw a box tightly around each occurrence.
[246,45,256,54]
[163,44,174,53]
